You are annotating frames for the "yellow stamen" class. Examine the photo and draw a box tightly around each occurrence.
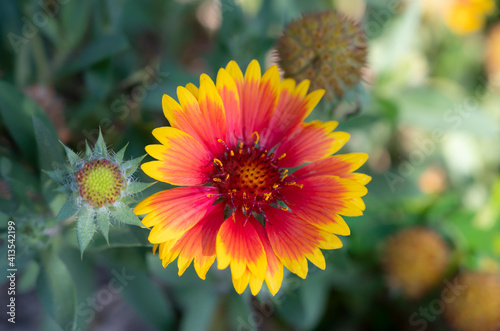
[252,132,260,145]
[281,206,289,211]
[272,183,279,189]
[238,142,243,154]
[278,153,287,160]
[281,169,289,181]
[217,139,228,148]
[213,178,222,182]
[225,174,230,180]
[264,192,272,201]
[285,181,303,188]
[213,158,223,168]
[230,150,234,157]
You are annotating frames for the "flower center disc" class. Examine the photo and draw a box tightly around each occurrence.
[77,159,124,207]
[211,143,290,213]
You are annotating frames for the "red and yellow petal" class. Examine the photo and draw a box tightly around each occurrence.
[231,267,266,295]
[143,127,213,186]
[134,186,218,243]
[226,60,244,86]
[275,121,350,168]
[162,83,226,156]
[197,74,227,154]
[185,82,199,99]
[280,176,367,234]
[157,239,179,267]
[264,206,342,279]
[232,270,250,294]
[239,61,280,143]
[170,203,226,279]
[251,217,284,295]
[260,80,324,149]
[216,209,267,280]
[216,68,241,146]
[292,153,369,181]
[240,60,262,143]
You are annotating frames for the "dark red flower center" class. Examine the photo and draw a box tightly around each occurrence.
[209,138,300,214]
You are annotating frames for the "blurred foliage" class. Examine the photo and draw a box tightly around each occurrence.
[0,0,499,330]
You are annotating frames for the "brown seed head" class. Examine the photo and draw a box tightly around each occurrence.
[276,11,367,101]
[444,272,500,331]
[383,227,450,299]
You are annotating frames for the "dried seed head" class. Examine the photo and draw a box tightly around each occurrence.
[383,227,450,299]
[444,272,500,331]
[276,10,367,101]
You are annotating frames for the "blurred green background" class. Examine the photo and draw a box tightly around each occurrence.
[1,0,500,330]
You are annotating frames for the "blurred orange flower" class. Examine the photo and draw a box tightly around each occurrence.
[445,0,495,35]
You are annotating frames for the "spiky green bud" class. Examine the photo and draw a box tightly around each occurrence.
[47,130,154,256]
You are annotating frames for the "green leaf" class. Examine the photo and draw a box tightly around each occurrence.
[33,117,65,167]
[0,81,54,163]
[37,249,77,331]
[0,211,9,229]
[96,208,110,244]
[299,273,330,329]
[114,143,129,163]
[275,272,330,330]
[126,181,156,195]
[60,0,94,51]
[64,225,149,253]
[57,198,78,221]
[120,270,175,330]
[58,247,96,331]
[18,261,40,293]
[84,59,114,100]
[44,170,65,185]
[122,155,146,177]
[61,142,81,165]
[76,206,96,257]
[58,34,129,76]
[225,292,257,331]
[0,157,39,209]
[178,285,219,331]
[111,203,143,227]
[33,116,66,209]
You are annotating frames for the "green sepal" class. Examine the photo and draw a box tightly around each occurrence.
[55,186,72,195]
[114,142,129,163]
[57,198,78,221]
[63,163,76,173]
[61,142,80,165]
[85,140,92,158]
[95,208,110,244]
[76,206,96,257]
[122,154,146,177]
[111,203,143,227]
[126,181,156,195]
[94,129,108,158]
[44,169,66,184]
[120,196,136,205]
